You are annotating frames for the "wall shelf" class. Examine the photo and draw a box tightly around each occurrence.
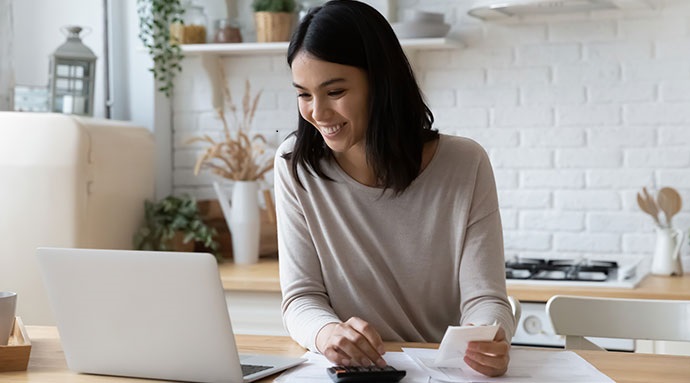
[180,37,461,56]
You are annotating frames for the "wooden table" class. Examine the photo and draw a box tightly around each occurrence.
[2,326,690,382]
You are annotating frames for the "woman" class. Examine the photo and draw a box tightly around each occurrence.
[274,0,515,377]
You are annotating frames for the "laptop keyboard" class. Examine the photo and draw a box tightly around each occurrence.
[241,364,273,376]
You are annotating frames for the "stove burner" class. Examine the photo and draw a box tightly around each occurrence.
[505,257,619,283]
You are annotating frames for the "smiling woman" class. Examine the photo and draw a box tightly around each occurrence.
[274,0,515,378]
[291,56,371,183]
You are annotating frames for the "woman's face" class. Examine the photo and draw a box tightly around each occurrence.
[291,52,370,158]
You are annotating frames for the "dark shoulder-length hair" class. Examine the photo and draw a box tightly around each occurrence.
[283,0,438,194]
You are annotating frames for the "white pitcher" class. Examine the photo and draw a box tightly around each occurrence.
[214,181,261,264]
[651,227,684,276]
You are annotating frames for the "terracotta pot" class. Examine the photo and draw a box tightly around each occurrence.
[254,12,294,42]
[167,231,195,252]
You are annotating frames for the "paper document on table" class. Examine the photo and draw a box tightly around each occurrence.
[403,347,615,383]
[434,324,499,367]
[274,351,431,382]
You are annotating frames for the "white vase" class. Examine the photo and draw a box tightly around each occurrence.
[213,181,261,264]
[651,227,684,276]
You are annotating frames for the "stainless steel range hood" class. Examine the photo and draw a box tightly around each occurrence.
[468,0,657,20]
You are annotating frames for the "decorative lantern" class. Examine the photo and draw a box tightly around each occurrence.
[48,26,96,116]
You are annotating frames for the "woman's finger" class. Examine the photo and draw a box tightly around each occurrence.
[322,343,353,366]
[318,319,386,367]
[345,317,386,365]
[464,327,510,376]
[464,354,508,377]
[336,319,386,367]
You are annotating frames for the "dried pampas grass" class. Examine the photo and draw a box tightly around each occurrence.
[188,68,274,181]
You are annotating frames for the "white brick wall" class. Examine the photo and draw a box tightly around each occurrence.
[171,1,690,262]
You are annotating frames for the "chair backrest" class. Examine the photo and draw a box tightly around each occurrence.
[546,295,690,351]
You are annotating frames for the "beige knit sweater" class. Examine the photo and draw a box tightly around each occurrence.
[275,134,515,352]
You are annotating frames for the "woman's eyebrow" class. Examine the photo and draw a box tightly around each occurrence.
[292,77,347,90]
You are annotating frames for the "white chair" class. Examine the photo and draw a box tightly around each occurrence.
[546,295,690,351]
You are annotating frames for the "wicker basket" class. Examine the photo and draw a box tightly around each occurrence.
[254,12,294,42]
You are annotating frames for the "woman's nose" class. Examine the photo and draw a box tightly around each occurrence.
[311,98,331,121]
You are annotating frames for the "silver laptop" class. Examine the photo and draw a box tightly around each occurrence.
[36,247,305,383]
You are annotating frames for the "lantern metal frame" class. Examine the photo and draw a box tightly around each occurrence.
[48,26,97,116]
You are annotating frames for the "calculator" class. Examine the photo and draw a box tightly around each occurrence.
[326,365,406,382]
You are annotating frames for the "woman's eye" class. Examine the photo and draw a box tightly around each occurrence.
[297,93,311,99]
[328,90,345,97]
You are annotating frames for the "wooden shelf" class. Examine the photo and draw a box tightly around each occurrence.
[181,37,461,56]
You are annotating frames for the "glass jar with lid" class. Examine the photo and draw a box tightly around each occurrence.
[213,18,242,43]
[170,1,208,44]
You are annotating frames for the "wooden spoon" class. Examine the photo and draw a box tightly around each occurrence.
[637,188,661,227]
[657,187,682,227]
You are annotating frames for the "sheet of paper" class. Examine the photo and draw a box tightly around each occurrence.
[434,324,499,367]
[275,348,614,383]
[403,347,615,383]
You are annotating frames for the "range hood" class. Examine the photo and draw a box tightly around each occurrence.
[468,0,657,20]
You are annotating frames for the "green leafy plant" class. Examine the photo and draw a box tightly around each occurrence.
[137,0,185,97]
[134,194,220,260]
[252,0,296,12]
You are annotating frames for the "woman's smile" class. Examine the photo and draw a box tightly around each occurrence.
[319,123,345,137]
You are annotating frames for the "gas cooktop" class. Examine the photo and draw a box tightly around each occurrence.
[505,256,648,289]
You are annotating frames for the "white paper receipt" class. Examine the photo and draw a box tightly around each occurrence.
[434,323,499,368]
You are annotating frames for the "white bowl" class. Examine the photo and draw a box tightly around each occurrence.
[391,21,451,39]
[403,10,445,24]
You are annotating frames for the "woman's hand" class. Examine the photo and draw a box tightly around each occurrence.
[464,326,510,377]
[316,317,387,368]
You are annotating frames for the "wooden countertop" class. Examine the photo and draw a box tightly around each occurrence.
[219,257,281,292]
[508,274,690,302]
[219,258,690,301]
[4,326,690,383]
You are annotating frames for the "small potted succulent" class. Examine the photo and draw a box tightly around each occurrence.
[134,194,221,260]
[252,0,297,42]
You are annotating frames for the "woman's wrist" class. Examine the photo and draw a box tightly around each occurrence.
[315,322,338,353]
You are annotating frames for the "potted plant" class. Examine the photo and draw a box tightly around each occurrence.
[136,0,185,97]
[187,64,274,264]
[134,194,221,260]
[252,0,297,42]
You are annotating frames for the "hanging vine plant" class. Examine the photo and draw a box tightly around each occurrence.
[137,0,185,97]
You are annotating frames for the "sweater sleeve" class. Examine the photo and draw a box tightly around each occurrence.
[274,146,341,351]
[457,146,517,342]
